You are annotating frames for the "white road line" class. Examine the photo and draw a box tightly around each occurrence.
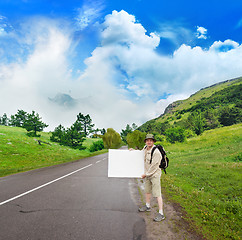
[0,164,93,206]
[96,160,101,163]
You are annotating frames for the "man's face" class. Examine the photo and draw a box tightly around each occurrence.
[145,139,154,148]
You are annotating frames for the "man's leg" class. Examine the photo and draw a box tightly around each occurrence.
[152,176,165,221]
[139,179,152,212]
[154,196,165,221]
[157,196,164,214]
[145,193,152,207]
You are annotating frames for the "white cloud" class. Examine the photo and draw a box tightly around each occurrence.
[210,39,239,52]
[0,15,13,37]
[101,10,160,48]
[196,26,207,39]
[75,0,104,30]
[158,21,193,46]
[0,11,242,133]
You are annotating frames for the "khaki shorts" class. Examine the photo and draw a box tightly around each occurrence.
[145,175,161,197]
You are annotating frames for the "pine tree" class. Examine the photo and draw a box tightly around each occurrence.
[9,110,27,127]
[23,111,48,137]
[76,113,95,136]
[0,113,9,126]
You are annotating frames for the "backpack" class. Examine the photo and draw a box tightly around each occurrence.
[149,145,169,174]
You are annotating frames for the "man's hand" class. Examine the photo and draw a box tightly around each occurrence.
[141,174,146,179]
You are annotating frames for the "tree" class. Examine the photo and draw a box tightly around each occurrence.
[164,127,186,143]
[100,128,106,135]
[102,128,122,149]
[9,110,27,127]
[203,109,220,129]
[126,130,146,149]
[76,113,95,137]
[132,123,138,130]
[64,125,86,150]
[153,121,171,134]
[50,122,86,150]
[120,124,133,143]
[186,111,205,135]
[218,106,242,126]
[23,111,48,137]
[0,113,9,126]
[50,124,65,143]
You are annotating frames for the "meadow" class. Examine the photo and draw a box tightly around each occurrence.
[0,125,107,177]
[161,123,242,240]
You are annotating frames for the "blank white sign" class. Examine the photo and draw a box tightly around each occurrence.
[108,149,144,178]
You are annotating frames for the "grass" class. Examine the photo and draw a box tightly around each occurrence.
[0,125,107,177]
[156,77,242,124]
[161,123,242,240]
[174,77,242,111]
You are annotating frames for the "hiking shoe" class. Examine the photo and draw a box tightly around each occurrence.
[154,213,165,222]
[138,205,151,212]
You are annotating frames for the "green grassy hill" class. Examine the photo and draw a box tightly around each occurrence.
[0,125,107,177]
[139,77,242,133]
[162,123,242,240]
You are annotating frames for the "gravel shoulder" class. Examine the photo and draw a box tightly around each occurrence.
[130,178,205,240]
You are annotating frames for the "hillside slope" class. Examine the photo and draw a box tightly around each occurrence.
[0,126,107,177]
[138,77,242,134]
[162,123,242,240]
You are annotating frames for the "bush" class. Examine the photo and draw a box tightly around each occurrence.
[153,133,165,142]
[186,111,205,135]
[89,140,104,152]
[102,128,122,149]
[218,106,242,126]
[127,130,146,149]
[184,129,196,138]
[164,127,186,143]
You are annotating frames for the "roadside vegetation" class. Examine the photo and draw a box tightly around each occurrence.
[0,125,107,177]
[161,123,241,240]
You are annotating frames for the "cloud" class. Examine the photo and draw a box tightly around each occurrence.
[196,26,207,39]
[210,39,239,52]
[101,10,160,48]
[0,11,242,133]
[0,15,13,37]
[158,21,194,47]
[75,0,104,30]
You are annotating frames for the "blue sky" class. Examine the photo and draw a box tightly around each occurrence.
[0,0,242,131]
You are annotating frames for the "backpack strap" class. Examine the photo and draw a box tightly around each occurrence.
[150,145,157,164]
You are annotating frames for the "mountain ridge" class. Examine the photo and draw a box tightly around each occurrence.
[138,76,242,134]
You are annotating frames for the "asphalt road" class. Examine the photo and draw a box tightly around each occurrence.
[0,153,147,240]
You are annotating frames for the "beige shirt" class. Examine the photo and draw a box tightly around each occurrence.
[144,145,162,178]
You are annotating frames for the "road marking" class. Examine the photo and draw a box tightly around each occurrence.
[0,164,93,206]
[96,160,101,163]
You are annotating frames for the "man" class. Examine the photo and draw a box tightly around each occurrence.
[139,134,165,222]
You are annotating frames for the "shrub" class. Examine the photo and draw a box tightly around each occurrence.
[184,129,196,138]
[102,128,122,149]
[153,133,165,142]
[89,140,104,152]
[186,111,205,135]
[127,130,146,149]
[164,127,186,143]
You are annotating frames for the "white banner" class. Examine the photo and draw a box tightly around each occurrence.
[108,149,144,178]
